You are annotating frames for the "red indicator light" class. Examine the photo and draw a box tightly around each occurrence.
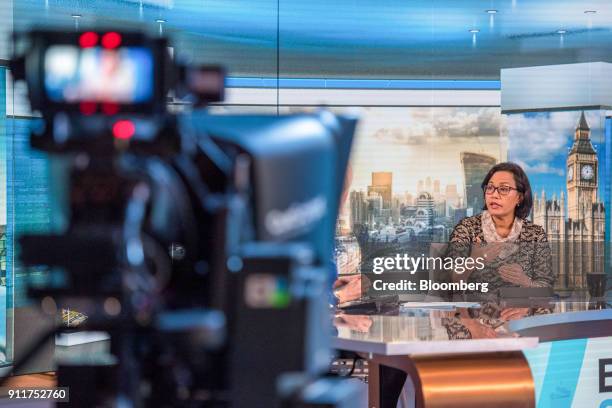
[79,102,97,115]
[79,32,99,48]
[102,103,119,115]
[113,120,135,140]
[102,32,122,49]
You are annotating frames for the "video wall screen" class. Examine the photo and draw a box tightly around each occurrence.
[215,105,608,299]
[328,107,506,279]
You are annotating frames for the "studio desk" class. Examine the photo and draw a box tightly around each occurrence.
[333,299,612,408]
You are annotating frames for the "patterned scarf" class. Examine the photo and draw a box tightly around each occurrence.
[481,210,522,243]
[481,210,522,259]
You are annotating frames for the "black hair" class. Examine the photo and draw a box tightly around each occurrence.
[481,162,533,219]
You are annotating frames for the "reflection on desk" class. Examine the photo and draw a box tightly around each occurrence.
[333,300,612,355]
[333,313,539,355]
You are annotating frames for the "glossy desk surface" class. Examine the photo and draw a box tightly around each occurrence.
[333,299,612,355]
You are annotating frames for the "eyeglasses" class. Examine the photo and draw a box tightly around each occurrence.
[483,184,519,196]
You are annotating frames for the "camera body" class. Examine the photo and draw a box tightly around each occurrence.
[10,30,360,407]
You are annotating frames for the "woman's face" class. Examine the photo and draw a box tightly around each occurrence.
[484,171,522,218]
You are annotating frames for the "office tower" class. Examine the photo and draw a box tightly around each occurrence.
[366,192,383,225]
[425,177,432,192]
[417,180,424,193]
[415,192,434,229]
[379,208,392,224]
[443,184,460,216]
[433,179,440,194]
[349,191,368,230]
[460,152,497,215]
[533,112,605,292]
[391,197,401,223]
[368,172,392,209]
[434,200,446,218]
[445,184,460,205]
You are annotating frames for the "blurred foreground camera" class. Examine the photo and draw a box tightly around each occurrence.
[10,30,224,154]
[8,30,362,407]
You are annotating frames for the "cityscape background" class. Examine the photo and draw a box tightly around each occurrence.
[335,107,506,277]
[336,107,610,295]
[1,103,609,309]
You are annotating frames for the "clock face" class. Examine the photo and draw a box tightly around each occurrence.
[581,164,595,180]
[568,165,574,181]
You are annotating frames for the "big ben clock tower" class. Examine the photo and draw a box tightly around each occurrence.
[535,110,605,292]
[566,111,598,220]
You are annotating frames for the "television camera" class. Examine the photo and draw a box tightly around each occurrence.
[8,29,360,407]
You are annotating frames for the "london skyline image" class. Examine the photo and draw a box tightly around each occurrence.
[346,107,505,196]
[337,107,608,294]
[338,107,504,237]
[336,107,505,276]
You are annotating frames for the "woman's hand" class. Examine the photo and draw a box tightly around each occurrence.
[470,237,506,265]
[498,263,532,287]
[333,274,371,304]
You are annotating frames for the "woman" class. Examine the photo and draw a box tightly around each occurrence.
[448,162,555,293]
